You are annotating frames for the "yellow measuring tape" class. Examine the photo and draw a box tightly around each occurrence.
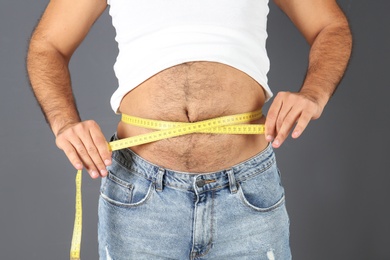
[70,110,265,259]
[70,170,82,260]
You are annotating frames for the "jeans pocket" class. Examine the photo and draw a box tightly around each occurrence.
[237,165,285,212]
[100,170,154,208]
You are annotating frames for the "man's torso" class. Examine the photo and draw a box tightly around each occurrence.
[117,61,268,173]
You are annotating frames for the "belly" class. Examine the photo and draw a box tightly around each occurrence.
[117,62,268,172]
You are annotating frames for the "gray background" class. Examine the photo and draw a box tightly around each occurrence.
[0,0,389,259]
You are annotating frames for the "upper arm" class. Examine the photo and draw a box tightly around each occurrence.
[273,0,349,45]
[30,0,107,60]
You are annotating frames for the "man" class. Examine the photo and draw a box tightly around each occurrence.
[27,0,352,259]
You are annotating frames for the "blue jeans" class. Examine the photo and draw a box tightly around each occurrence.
[98,139,291,260]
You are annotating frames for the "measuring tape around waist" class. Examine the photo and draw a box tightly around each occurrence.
[70,110,265,259]
[121,109,264,132]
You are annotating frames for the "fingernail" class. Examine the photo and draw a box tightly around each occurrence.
[100,169,108,176]
[75,163,83,170]
[273,139,280,146]
[266,135,273,141]
[91,170,99,178]
[104,160,111,166]
[292,131,300,138]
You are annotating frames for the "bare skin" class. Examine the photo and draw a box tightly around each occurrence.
[117,62,267,172]
[27,0,352,178]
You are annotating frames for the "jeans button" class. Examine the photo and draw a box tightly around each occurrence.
[196,179,205,188]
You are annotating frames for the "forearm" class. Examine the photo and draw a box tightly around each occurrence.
[27,41,81,136]
[300,22,352,108]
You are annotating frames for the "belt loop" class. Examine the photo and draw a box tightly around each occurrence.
[155,168,165,192]
[226,168,238,194]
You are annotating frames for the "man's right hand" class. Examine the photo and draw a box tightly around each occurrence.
[55,120,112,179]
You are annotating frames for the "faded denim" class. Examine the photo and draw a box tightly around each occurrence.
[98,139,291,260]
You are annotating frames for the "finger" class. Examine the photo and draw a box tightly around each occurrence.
[72,121,108,178]
[275,103,292,133]
[89,128,111,177]
[78,132,108,178]
[265,94,283,142]
[59,141,84,171]
[272,107,301,148]
[291,110,312,139]
[72,137,101,179]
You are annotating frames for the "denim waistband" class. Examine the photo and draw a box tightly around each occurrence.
[110,134,276,193]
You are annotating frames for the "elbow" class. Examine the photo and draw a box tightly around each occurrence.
[27,30,71,66]
[331,21,353,55]
[309,19,352,50]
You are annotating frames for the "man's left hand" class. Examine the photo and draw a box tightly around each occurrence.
[265,91,325,148]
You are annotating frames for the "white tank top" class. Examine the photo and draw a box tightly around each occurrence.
[107,0,272,113]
